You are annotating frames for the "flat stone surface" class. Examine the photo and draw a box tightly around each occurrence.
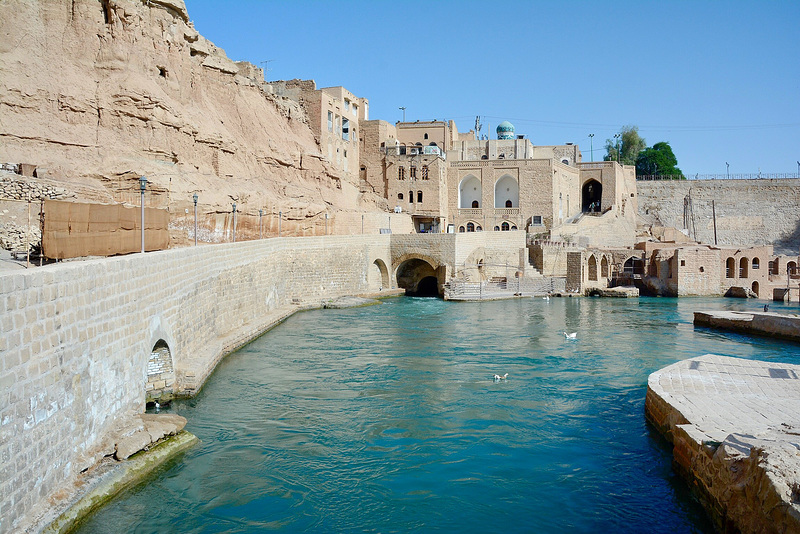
[694,310,800,341]
[649,354,800,443]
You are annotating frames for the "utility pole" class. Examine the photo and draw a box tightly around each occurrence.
[588,133,594,162]
[399,107,406,122]
[259,60,274,81]
[614,133,621,163]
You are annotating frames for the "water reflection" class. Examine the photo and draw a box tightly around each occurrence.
[76,297,800,533]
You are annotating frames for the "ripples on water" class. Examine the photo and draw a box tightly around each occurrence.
[77,297,800,533]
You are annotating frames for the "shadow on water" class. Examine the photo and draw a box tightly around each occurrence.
[74,296,800,533]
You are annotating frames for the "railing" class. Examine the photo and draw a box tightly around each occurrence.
[494,208,519,216]
[579,162,617,170]
[458,208,482,217]
[638,173,800,181]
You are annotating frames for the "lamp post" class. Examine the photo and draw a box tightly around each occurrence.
[588,133,594,162]
[232,203,237,243]
[193,193,198,246]
[139,176,147,253]
[614,133,621,163]
[726,162,730,179]
[399,106,406,122]
[259,209,263,239]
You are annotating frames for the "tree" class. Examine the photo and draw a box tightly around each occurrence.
[636,141,683,177]
[604,125,646,166]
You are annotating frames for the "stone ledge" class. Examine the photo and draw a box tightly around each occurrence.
[645,354,800,533]
[694,310,800,341]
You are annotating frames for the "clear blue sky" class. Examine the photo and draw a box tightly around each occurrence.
[184,0,799,175]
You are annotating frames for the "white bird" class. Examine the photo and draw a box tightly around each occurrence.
[493,373,508,381]
[543,296,550,301]
[563,331,577,339]
[154,401,161,412]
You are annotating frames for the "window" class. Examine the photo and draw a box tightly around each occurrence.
[505,200,512,208]
[344,99,350,111]
[476,226,483,231]
[739,257,749,278]
[424,133,429,140]
[726,257,735,278]
[398,167,405,180]
[511,225,517,230]
[680,260,686,266]
[352,103,358,116]
[409,190,414,203]
[327,111,333,132]
[467,222,475,232]
[472,200,479,208]
[752,258,760,270]
[398,193,404,200]
[459,226,465,233]
[417,191,423,203]
[494,226,500,231]
[501,222,510,231]
[410,165,416,179]
[533,215,542,225]
[422,165,429,180]
[342,118,350,141]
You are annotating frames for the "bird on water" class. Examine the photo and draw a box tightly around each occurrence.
[563,331,577,339]
[493,373,508,381]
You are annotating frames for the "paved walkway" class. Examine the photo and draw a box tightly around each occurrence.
[647,354,800,532]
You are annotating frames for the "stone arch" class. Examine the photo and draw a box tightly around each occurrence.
[501,221,510,231]
[459,175,482,208]
[467,222,476,232]
[582,179,602,212]
[788,261,798,275]
[147,339,175,403]
[726,257,735,278]
[739,257,749,278]
[623,256,644,275]
[369,258,390,291]
[494,174,519,208]
[752,281,759,296]
[600,256,609,278]
[588,255,598,281]
[752,257,760,270]
[395,255,443,297]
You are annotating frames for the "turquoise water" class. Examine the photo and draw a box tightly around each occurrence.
[77,297,800,533]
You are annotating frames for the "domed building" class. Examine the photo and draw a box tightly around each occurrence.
[496,121,515,140]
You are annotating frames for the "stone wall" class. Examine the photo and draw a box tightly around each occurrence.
[637,179,800,254]
[0,234,392,532]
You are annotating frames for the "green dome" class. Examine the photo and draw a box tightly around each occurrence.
[496,121,515,140]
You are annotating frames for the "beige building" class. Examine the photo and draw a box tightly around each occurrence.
[271,79,368,182]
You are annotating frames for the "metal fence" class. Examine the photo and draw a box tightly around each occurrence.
[637,173,800,181]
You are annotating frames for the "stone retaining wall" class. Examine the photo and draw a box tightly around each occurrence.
[0,234,391,532]
[637,179,800,254]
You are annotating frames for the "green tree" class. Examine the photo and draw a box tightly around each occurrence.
[604,125,646,166]
[636,141,683,177]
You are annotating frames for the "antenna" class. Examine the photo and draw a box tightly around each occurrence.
[259,60,275,80]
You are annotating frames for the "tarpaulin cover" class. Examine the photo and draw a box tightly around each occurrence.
[42,199,169,259]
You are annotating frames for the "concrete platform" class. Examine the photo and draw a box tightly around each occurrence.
[695,310,800,342]
[646,354,800,533]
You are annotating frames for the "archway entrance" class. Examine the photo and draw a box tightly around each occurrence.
[582,180,602,212]
[396,258,441,297]
[147,339,175,404]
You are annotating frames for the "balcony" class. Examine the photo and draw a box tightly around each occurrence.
[458,208,482,217]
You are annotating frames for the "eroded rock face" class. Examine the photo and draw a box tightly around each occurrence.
[0,0,372,242]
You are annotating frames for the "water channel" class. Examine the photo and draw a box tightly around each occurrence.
[76,296,800,533]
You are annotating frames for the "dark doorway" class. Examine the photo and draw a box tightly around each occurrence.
[411,276,439,297]
[582,180,602,212]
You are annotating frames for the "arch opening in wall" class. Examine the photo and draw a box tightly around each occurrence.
[467,222,476,232]
[395,258,441,297]
[788,261,798,275]
[501,222,510,231]
[726,257,735,278]
[601,256,609,278]
[459,175,482,208]
[582,180,602,212]
[752,257,760,270]
[369,259,390,292]
[459,226,465,233]
[751,281,759,296]
[494,175,519,208]
[739,257,749,278]
[147,339,175,404]
[588,255,598,281]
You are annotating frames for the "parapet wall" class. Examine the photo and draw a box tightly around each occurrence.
[0,234,391,532]
[637,179,800,254]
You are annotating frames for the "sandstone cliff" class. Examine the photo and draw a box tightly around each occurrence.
[0,0,384,244]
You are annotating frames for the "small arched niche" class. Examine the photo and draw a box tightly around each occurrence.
[147,339,175,404]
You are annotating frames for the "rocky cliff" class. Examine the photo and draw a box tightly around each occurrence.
[0,0,382,244]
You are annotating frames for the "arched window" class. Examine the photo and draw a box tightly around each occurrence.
[601,256,609,278]
[424,133,429,140]
[770,258,780,275]
[410,165,417,179]
[752,257,760,270]
[752,281,759,296]
[494,226,500,231]
[476,226,483,232]
[726,257,735,278]
[788,261,798,275]
[511,225,517,230]
[467,222,475,232]
[409,190,414,203]
[422,165,429,180]
[588,255,598,281]
[398,193,404,200]
[472,200,479,208]
[501,222,510,231]
[417,191,423,203]
[739,257,749,278]
[505,200,512,208]
[459,226,465,233]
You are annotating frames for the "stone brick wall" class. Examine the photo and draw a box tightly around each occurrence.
[637,179,800,254]
[0,234,391,532]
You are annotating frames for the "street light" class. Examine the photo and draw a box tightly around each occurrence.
[588,133,594,162]
[192,193,198,246]
[726,162,730,179]
[232,203,237,243]
[399,106,406,122]
[613,133,621,163]
[139,176,147,253]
